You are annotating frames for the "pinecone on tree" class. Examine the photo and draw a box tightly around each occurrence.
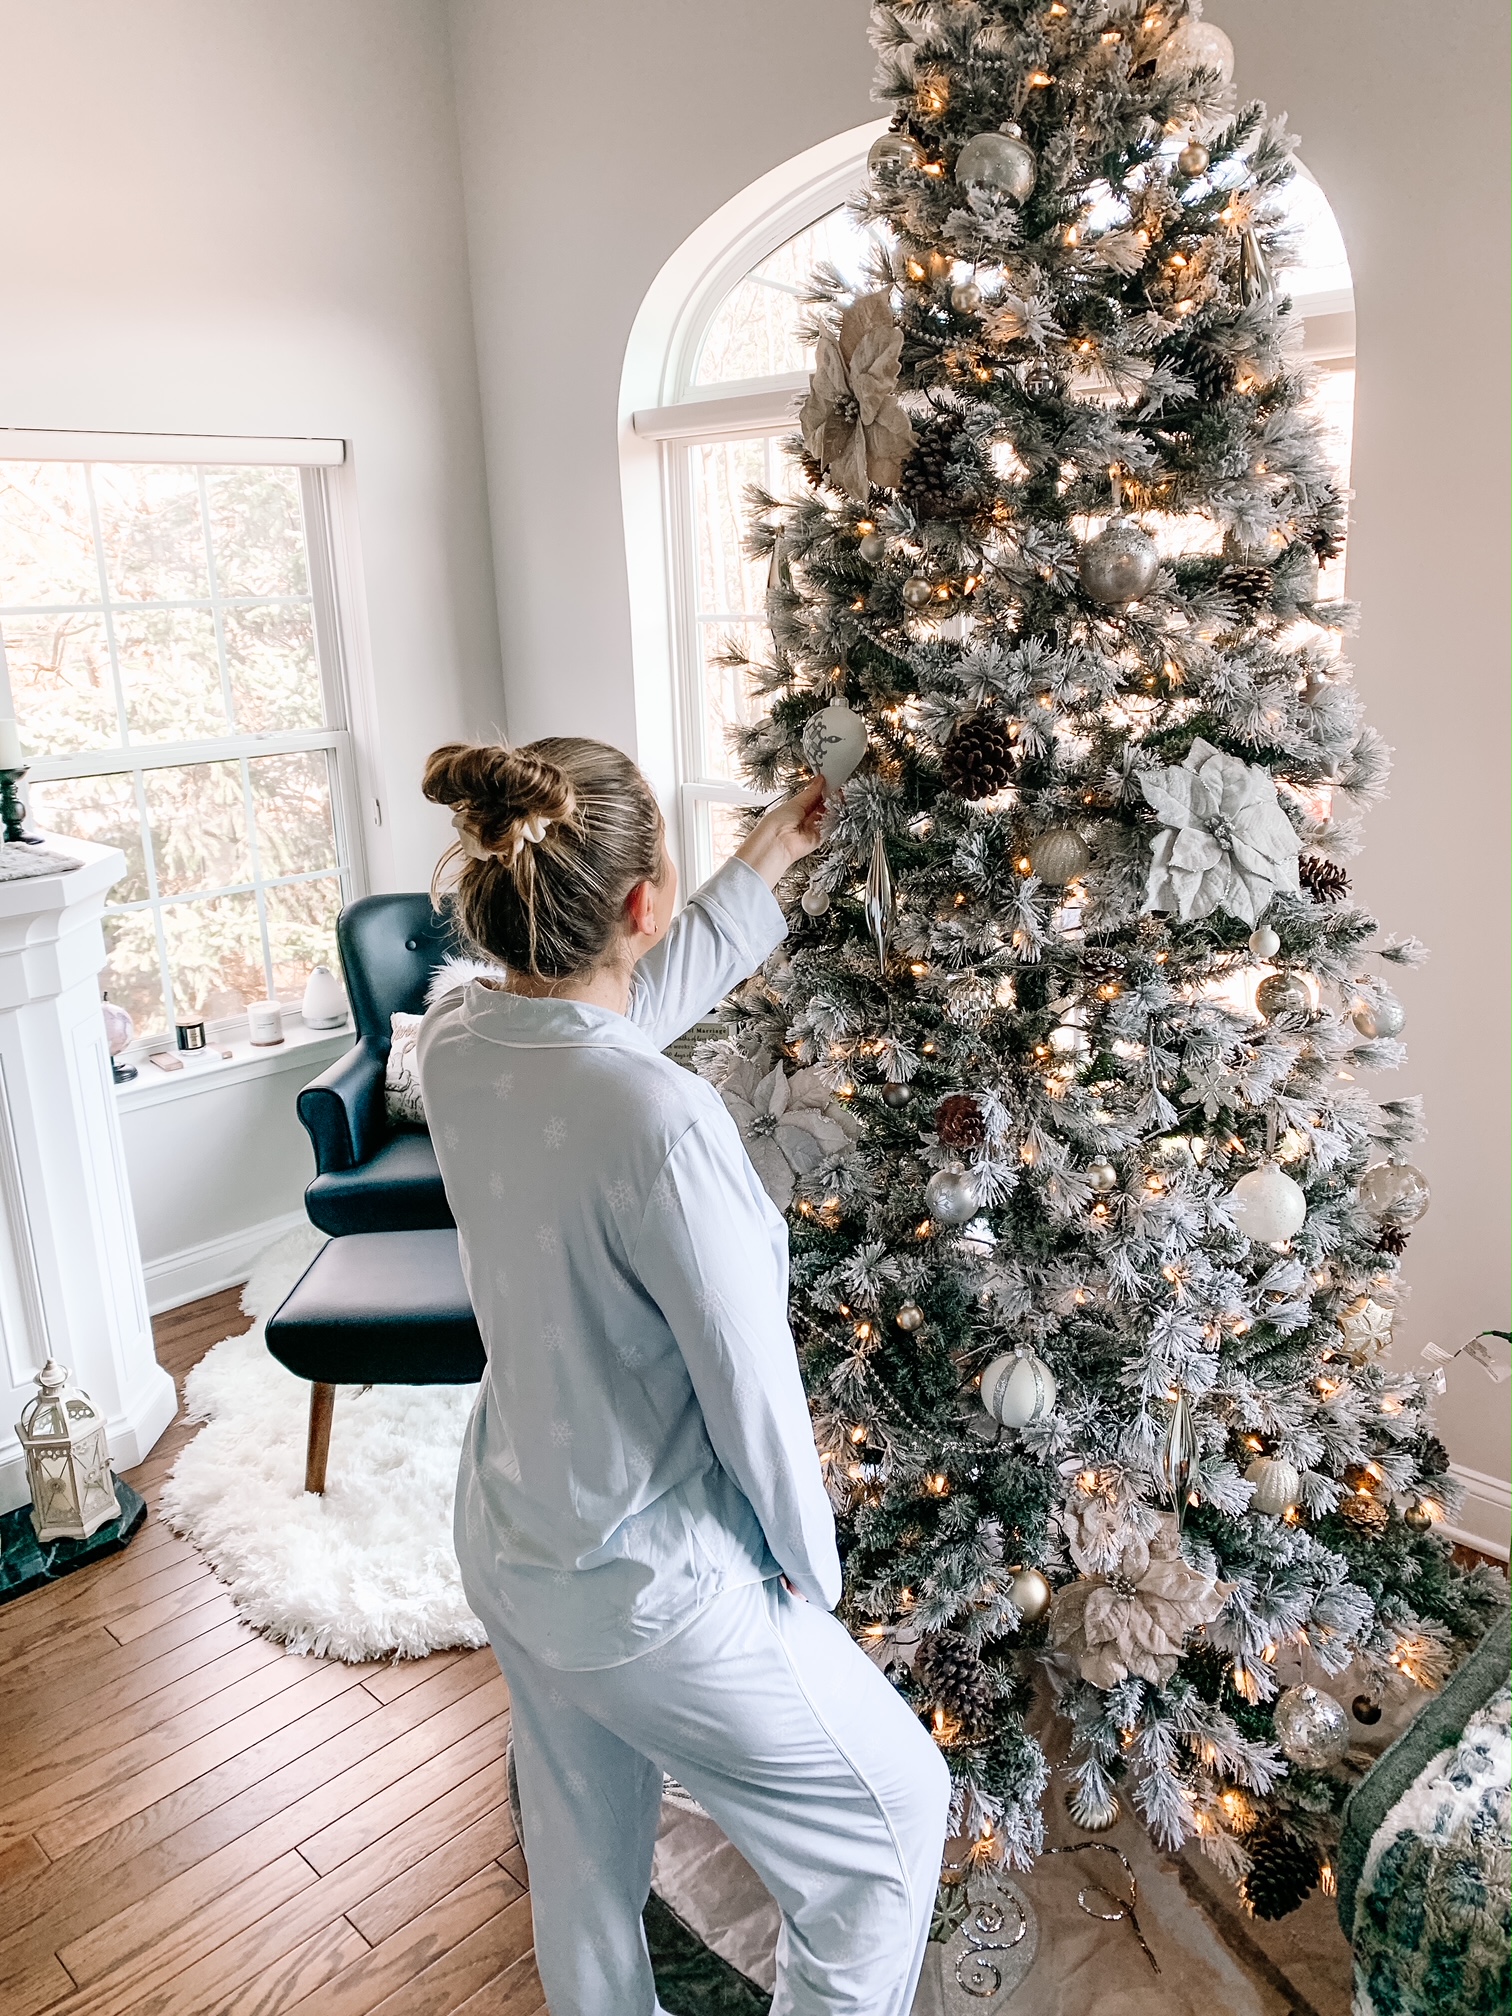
[1182,346,1234,403]
[914,1631,996,1739]
[1373,1223,1410,1257]
[900,409,972,522]
[1240,1817,1320,1919]
[1340,1490,1389,1537]
[936,1094,987,1149]
[1219,564,1274,616]
[1300,856,1350,903]
[941,709,1016,799]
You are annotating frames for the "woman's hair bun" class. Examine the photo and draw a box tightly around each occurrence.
[422,741,575,858]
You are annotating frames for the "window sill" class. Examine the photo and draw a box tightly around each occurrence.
[114,1019,355,1112]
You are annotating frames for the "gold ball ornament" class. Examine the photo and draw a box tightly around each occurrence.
[1352,1694,1383,1725]
[1245,1453,1301,1516]
[881,1082,912,1109]
[1255,972,1311,1022]
[1403,1500,1435,1532]
[800,882,831,917]
[950,280,983,314]
[1337,1296,1393,1364]
[1177,140,1211,176]
[868,131,925,175]
[1029,828,1091,885]
[858,531,889,564]
[902,575,937,610]
[1008,1565,1052,1624]
[896,1302,925,1332]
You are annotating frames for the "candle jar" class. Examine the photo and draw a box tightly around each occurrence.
[175,1019,207,1052]
[247,1000,284,1046]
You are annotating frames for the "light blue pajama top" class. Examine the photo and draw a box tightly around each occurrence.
[417,856,842,1671]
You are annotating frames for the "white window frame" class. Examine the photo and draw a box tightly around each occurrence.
[620,131,1356,888]
[0,430,375,1051]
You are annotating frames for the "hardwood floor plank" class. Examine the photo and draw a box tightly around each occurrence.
[345,1803,518,1946]
[104,1569,231,1646]
[365,1890,534,2016]
[295,1717,509,1876]
[213,1915,371,2016]
[0,1836,49,1885]
[0,1943,74,2016]
[55,1676,508,1988]
[278,1867,521,2016]
[451,1949,544,2016]
[497,1841,528,1891]
[0,1615,263,1748]
[0,1549,207,1665]
[361,1649,471,1705]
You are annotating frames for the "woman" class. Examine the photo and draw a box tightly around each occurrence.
[418,736,949,2016]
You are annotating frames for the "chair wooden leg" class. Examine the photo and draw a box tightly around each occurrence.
[305,1383,336,1495]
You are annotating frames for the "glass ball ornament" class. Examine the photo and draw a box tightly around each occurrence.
[868,130,925,174]
[1248,923,1281,960]
[954,128,1037,204]
[1351,995,1406,1040]
[1352,1694,1383,1726]
[981,1350,1057,1430]
[1007,1565,1051,1624]
[800,698,869,786]
[902,575,936,610]
[1357,1161,1431,1228]
[800,882,831,917]
[1255,972,1312,1022]
[924,1165,981,1226]
[1029,828,1091,885]
[1273,1684,1350,1770]
[881,1082,912,1109]
[950,279,983,314]
[1078,520,1161,606]
[1245,1453,1301,1515]
[1177,140,1211,176]
[1403,1499,1435,1532]
[1153,17,1236,85]
[858,531,888,564]
[1086,1160,1118,1194]
[895,1302,925,1332]
[1228,1163,1307,1243]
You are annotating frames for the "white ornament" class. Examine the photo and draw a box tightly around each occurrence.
[800,699,868,786]
[1227,1162,1307,1242]
[1245,1453,1301,1515]
[981,1350,1057,1430]
[1140,737,1302,926]
[800,880,830,917]
[925,1165,980,1226]
[1153,17,1235,86]
[716,1059,861,1213]
[1337,1296,1394,1363]
[1248,923,1281,959]
[301,963,348,1029]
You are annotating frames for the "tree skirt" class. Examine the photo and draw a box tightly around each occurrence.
[158,1226,487,1661]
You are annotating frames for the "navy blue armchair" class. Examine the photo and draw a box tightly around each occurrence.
[297,894,459,1235]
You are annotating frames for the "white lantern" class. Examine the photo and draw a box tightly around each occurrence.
[17,1360,120,1542]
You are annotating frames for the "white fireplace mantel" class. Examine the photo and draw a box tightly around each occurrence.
[0,836,176,1515]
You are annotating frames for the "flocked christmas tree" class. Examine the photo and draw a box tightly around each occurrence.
[696,0,1503,1913]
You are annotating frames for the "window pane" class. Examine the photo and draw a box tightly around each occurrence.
[0,463,101,607]
[27,770,147,901]
[143,761,251,896]
[700,623,766,783]
[707,801,753,874]
[250,750,337,878]
[93,465,210,602]
[3,612,120,757]
[693,204,884,387]
[162,889,265,1019]
[102,909,167,1037]
[205,467,309,598]
[116,607,227,742]
[266,874,340,1000]
[691,440,770,617]
[224,603,321,733]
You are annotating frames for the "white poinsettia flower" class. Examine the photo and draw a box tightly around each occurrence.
[717,1061,860,1211]
[799,292,916,504]
[1139,737,1301,926]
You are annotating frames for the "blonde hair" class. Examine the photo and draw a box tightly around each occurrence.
[423,737,664,979]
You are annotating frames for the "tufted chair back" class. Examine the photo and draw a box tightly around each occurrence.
[336,893,459,1052]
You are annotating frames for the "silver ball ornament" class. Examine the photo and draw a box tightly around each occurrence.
[924,1166,981,1227]
[1086,1160,1118,1194]
[1177,140,1210,176]
[1273,1684,1351,1770]
[800,883,831,917]
[1245,1453,1301,1516]
[902,575,936,610]
[881,1082,912,1109]
[1008,1565,1051,1624]
[1357,1162,1430,1228]
[980,1349,1057,1429]
[1255,972,1311,1022]
[954,128,1037,204]
[868,131,925,175]
[950,280,983,315]
[1351,995,1406,1040]
[1078,520,1161,606]
[1248,923,1281,960]
[1029,828,1091,885]
[895,1302,925,1332]
[858,532,888,564]
[1228,1163,1307,1243]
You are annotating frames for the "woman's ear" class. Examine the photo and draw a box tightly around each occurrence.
[625,877,660,941]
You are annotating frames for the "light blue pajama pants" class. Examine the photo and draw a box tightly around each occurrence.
[477,1576,951,2016]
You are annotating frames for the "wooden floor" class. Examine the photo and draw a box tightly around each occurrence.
[0,1289,543,2016]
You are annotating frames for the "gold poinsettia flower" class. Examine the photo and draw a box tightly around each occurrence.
[1048,1504,1229,1689]
[799,291,916,503]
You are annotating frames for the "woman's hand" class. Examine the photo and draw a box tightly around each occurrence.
[734,776,827,891]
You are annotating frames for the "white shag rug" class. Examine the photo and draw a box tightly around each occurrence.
[159,1225,488,1662]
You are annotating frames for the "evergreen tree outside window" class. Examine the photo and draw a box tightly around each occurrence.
[0,456,362,1044]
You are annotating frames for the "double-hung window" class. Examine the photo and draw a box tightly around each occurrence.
[0,447,363,1045]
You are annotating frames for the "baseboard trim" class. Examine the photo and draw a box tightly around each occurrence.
[142,1209,310,1315]
[1444,1461,1511,1560]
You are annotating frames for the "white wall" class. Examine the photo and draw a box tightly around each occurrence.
[0,0,508,1287]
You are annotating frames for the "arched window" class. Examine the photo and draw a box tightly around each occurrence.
[624,127,1355,883]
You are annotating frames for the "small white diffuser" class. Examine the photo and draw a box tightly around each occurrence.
[301,964,348,1030]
